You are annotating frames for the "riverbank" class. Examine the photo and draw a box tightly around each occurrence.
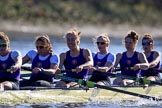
[1,20,162,38]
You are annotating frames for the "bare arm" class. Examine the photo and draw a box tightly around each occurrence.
[76,49,93,72]
[14,55,22,68]
[96,61,114,72]
[22,55,31,65]
[11,55,22,73]
[40,63,59,75]
[59,52,66,69]
[96,53,115,72]
[33,55,60,75]
[114,53,122,68]
[149,51,161,68]
[134,52,149,70]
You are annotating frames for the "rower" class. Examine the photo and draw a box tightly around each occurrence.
[0,32,22,90]
[113,30,149,86]
[140,34,161,82]
[20,34,59,87]
[89,33,115,86]
[55,27,93,88]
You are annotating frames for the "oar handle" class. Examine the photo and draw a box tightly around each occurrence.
[114,67,134,72]
[21,66,77,73]
[61,69,77,73]
[0,69,11,72]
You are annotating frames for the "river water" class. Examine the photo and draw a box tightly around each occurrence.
[2,32,162,108]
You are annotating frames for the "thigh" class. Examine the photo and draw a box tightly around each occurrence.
[31,80,52,87]
[20,79,32,87]
[10,81,19,90]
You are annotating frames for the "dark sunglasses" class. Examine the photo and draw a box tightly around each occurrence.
[0,43,7,47]
[142,42,152,46]
[36,45,47,49]
[96,42,106,45]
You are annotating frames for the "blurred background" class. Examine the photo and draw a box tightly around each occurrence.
[0,0,162,57]
[0,0,162,37]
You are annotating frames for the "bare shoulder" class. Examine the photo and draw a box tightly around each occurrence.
[138,52,145,57]
[83,48,91,55]
[59,52,66,60]
[153,51,161,56]
[116,53,122,59]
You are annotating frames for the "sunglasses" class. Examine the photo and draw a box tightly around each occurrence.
[0,43,7,47]
[142,42,152,46]
[36,45,47,49]
[96,42,106,45]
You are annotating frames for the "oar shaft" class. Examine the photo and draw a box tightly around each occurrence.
[94,84,162,101]
[109,72,162,86]
[55,74,162,101]
[0,69,11,72]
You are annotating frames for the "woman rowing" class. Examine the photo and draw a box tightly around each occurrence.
[140,34,161,82]
[20,34,59,87]
[89,33,115,86]
[55,28,93,88]
[0,32,22,90]
[113,30,149,86]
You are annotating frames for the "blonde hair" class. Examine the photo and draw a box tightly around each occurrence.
[97,33,110,43]
[65,27,81,39]
[35,34,53,55]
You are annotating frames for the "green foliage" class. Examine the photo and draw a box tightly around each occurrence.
[0,0,162,25]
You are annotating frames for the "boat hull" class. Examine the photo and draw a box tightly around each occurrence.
[0,86,162,104]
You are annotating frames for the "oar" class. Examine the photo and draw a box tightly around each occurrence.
[54,74,162,101]
[114,67,162,74]
[0,69,11,72]
[108,72,162,86]
[20,86,86,90]
[113,67,134,72]
[20,69,77,78]
[21,66,77,73]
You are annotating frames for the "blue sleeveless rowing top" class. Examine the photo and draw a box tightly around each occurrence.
[64,48,88,79]
[141,51,160,77]
[31,54,54,82]
[0,52,20,81]
[120,51,140,77]
[91,53,111,80]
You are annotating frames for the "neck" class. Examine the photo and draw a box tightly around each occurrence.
[70,47,80,56]
[126,50,135,57]
[99,50,108,54]
[144,51,151,57]
[0,50,10,56]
